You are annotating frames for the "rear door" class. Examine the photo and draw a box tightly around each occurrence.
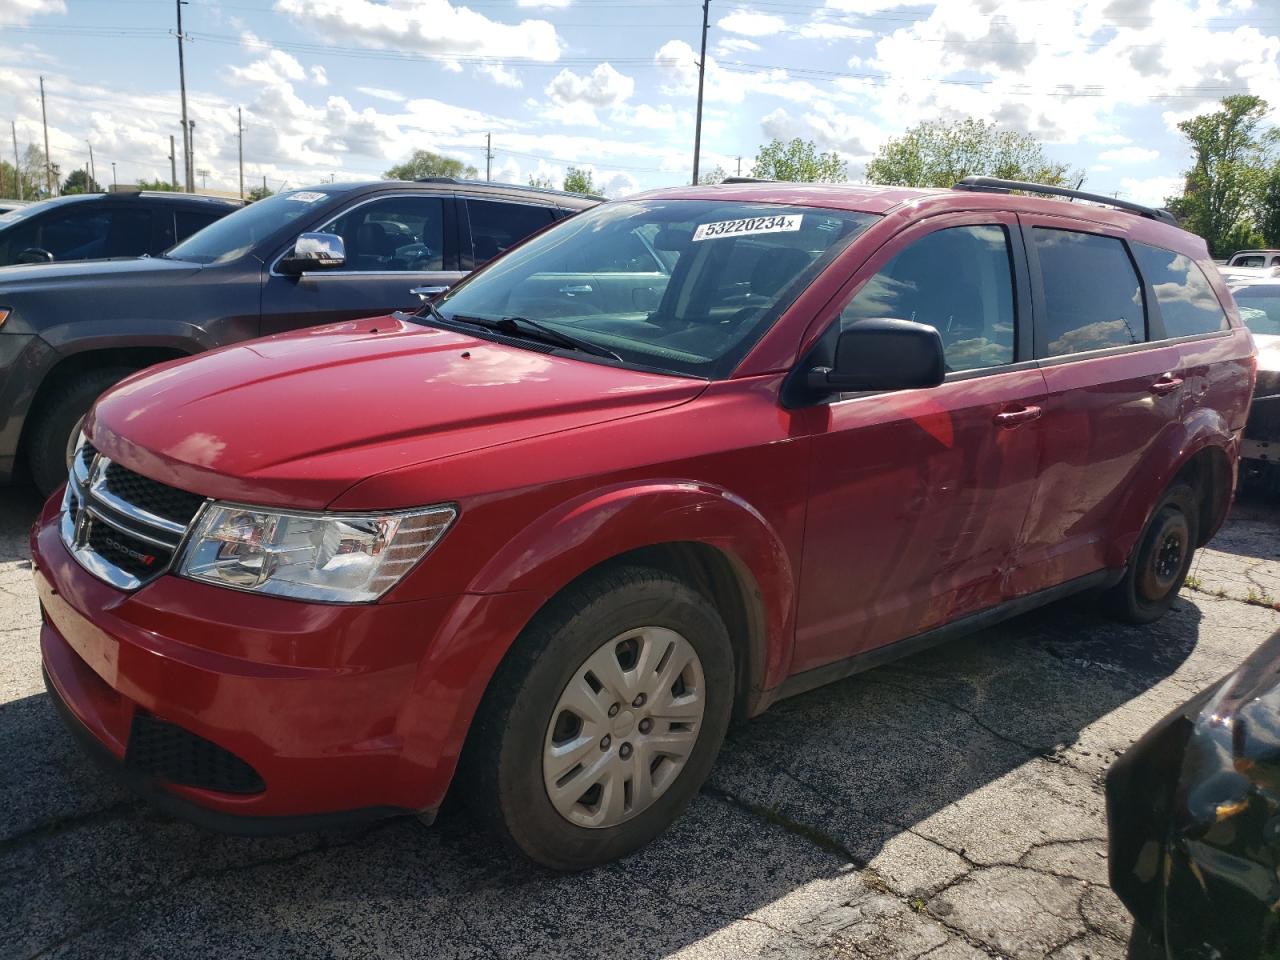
[792,213,1047,673]
[1010,216,1184,594]
[259,192,465,336]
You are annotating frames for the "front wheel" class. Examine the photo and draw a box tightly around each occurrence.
[463,565,735,871]
[25,367,137,497]
[1104,483,1200,624]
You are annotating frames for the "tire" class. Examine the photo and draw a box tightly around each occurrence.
[26,366,136,497]
[462,564,735,871]
[1104,483,1200,624]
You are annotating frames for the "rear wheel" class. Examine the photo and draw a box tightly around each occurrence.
[26,367,136,497]
[1104,483,1200,624]
[463,565,734,871]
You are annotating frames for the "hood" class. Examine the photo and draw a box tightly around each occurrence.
[0,255,199,288]
[88,316,706,509]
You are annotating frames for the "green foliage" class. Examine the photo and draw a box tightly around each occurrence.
[698,165,727,185]
[865,118,1070,188]
[0,145,50,199]
[384,149,478,181]
[1260,164,1280,247]
[247,184,274,202]
[62,169,101,194]
[562,166,598,194]
[527,174,555,189]
[751,138,846,182]
[136,178,177,192]
[1167,95,1277,258]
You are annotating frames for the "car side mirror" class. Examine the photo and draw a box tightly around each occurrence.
[808,318,946,393]
[278,232,345,275]
[17,247,54,264]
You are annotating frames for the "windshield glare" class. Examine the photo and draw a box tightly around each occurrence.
[437,199,877,378]
[166,190,333,264]
[1233,286,1280,336]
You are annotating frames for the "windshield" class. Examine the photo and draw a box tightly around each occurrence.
[436,199,877,378]
[0,198,60,228]
[166,189,333,264]
[1232,285,1280,336]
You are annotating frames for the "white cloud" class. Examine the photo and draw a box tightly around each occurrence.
[273,0,563,62]
[718,10,787,37]
[478,63,523,88]
[0,0,64,27]
[516,0,571,6]
[794,22,874,41]
[356,86,406,102]
[1099,145,1160,164]
[714,37,762,55]
[546,63,634,107]
[310,65,328,86]
[824,0,921,11]
[228,49,306,86]
[1120,174,1184,206]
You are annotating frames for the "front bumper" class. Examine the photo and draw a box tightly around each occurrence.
[32,495,540,832]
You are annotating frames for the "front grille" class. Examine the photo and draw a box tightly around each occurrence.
[101,461,205,527]
[125,714,265,794]
[60,441,208,591]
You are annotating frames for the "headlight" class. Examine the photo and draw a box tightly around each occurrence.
[178,503,456,602]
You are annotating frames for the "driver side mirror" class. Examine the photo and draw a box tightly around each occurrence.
[278,232,345,275]
[808,318,945,394]
[17,247,54,265]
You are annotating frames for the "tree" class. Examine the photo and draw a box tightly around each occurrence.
[247,183,274,202]
[698,165,727,185]
[137,178,176,192]
[750,138,846,182]
[384,149,478,180]
[62,169,101,195]
[527,174,555,189]
[563,166,598,194]
[1261,165,1280,247]
[1167,95,1277,258]
[865,118,1070,188]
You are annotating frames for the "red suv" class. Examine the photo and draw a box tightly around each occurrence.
[32,177,1255,870]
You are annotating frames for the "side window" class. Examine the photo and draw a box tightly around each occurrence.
[1236,255,1264,267]
[38,207,112,261]
[174,209,223,243]
[1132,243,1229,338]
[320,196,445,272]
[840,224,1016,372]
[103,209,152,258]
[468,199,555,263]
[1032,229,1145,357]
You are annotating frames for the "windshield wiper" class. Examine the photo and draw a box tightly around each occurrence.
[451,313,622,362]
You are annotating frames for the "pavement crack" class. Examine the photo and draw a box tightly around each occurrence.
[0,799,143,858]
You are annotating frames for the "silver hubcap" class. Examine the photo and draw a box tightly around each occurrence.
[542,626,705,829]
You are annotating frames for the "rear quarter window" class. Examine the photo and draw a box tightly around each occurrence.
[1032,228,1145,357]
[1132,243,1229,338]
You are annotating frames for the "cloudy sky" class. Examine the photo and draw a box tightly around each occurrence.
[2,0,1278,202]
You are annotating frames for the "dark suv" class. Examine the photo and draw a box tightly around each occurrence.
[0,191,238,266]
[0,178,598,493]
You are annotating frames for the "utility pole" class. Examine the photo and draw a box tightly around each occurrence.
[485,132,493,182]
[174,0,193,192]
[39,76,52,196]
[111,161,117,190]
[237,107,244,200]
[11,122,21,201]
[169,134,177,190]
[198,168,208,190]
[86,141,96,188]
[691,0,710,185]
[734,155,742,177]
[187,120,195,191]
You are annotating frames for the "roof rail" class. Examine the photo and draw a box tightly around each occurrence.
[720,176,772,184]
[953,175,1179,227]
[412,175,602,201]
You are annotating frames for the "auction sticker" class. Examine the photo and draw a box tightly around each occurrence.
[692,213,802,241]
[287,191,327,203]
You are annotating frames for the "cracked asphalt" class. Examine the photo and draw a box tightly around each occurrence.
[2,481,1278,960]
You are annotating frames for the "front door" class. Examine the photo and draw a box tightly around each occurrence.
[260,193,465,336]
[793,214,1046,674]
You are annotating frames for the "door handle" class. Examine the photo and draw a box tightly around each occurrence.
[994,405,1043,427]
[411,285,450,300]
[559,284,593,295]
[1149,374,1184,396]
